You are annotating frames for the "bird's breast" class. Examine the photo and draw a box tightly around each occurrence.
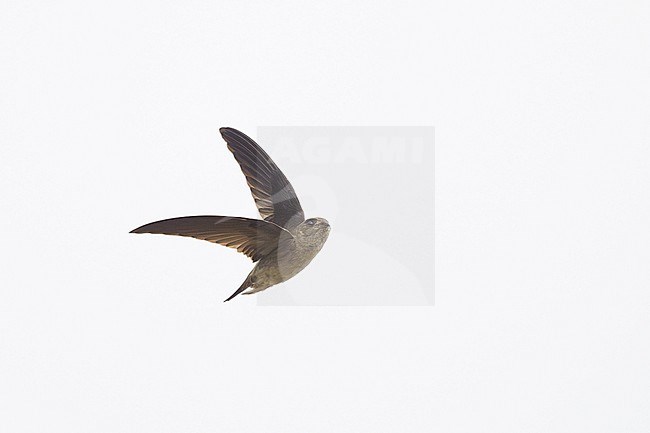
[272,233,328,282]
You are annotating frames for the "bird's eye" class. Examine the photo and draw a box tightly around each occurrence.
[306,219,315,225]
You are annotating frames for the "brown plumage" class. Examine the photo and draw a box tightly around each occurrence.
[130,127,330,302]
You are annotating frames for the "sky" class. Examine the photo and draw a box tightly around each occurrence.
[1,1,650,432]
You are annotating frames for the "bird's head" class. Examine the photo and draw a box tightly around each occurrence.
[296,217,331,239]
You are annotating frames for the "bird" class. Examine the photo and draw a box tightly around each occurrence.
[130,127,331,302]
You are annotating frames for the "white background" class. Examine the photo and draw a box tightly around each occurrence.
[1,1,649,432]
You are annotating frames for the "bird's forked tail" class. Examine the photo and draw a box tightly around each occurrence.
[223,273,253,302]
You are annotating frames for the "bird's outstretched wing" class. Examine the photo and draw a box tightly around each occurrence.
[130,216,292,262]
[219,127,305,232]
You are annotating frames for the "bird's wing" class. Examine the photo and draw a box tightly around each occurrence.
[219,127,305,232]
[130,216,292,262]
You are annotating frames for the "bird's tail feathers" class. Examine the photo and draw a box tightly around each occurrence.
[223,273,253,302]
